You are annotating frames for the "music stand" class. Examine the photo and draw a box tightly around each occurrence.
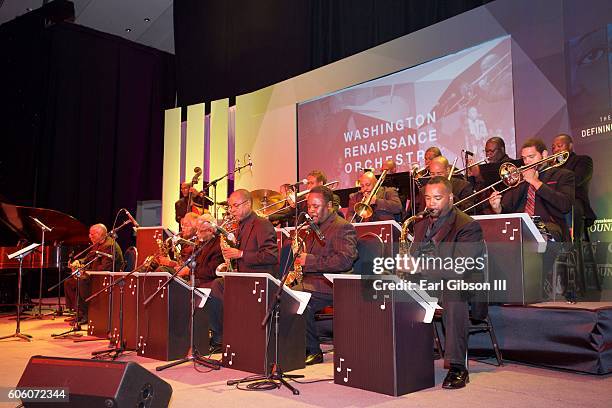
[0,243,40,342]
[142,244,220,370]
[26,216,56,319]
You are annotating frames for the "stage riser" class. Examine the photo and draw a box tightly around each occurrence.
[469,305,612,374]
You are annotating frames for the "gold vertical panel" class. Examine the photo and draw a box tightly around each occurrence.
[210,99,230,205]
[162,107,182,230]
[185,103,206,182]
[235,86,297,191]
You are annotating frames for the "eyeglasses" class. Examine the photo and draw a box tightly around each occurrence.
[229,200,248,210]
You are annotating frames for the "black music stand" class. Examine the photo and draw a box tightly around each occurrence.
[26,216,56,319]
[225,240,308,395]
[154,251,219,371]
[0,243,40,342]
[142,245,220,370]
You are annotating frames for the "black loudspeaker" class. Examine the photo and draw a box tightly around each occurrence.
[17,355,172,407]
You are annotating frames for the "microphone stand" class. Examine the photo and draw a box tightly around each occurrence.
[203,160,252,220]
[88,216,136,359]
[26,217,55,319]
[50,255,100,338]
[143,244,220,370]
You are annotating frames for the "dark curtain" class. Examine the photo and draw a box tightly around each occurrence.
[0,18,175,244]
[174,0,492,107]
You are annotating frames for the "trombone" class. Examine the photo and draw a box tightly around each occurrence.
[451,158,487,177]
[258,180,339,216]
[350,170,388,222]
[454,151,570,212]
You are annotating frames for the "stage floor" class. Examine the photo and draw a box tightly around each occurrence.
[0,311,611,408]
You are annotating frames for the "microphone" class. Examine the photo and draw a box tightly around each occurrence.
[95,251,113,259]
[463,150,474,156]
[124,209,140,228]
[294,179,308,186]
[304,213,325,242]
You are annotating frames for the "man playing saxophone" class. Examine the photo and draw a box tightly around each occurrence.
[294,186,358,365]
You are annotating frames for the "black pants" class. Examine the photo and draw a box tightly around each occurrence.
[304,291,333,355]
[199,277,225,345]
[63,277,90,319]
[441,288,469,368]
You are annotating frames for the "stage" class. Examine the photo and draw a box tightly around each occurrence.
[0,303,611,408]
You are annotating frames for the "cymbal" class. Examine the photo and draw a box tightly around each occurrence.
[250,189,285,215]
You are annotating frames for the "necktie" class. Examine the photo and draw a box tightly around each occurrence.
[525,184,536,216]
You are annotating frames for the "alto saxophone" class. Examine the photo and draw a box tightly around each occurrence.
[217,214,239,272]
[286,224,307,286]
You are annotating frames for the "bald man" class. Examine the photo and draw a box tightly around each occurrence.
[347,171,402,222]
[415,156,475,214]
[222,189,278,274]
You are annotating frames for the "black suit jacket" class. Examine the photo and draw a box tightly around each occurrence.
[235,211,279,276]
[500,167,575,240]
[411,207,485,281]
[193,236,225,285]
[561,152,596,224]
[301,213,358,294]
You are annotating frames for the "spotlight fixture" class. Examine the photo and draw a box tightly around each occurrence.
[144,18,150,22]
[125,28,132,32]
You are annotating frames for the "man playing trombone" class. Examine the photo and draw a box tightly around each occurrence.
[348,171,402,222]
[488,138,575,242]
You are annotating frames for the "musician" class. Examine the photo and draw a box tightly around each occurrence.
[221,189,278,274]
[381,159,397,174]
[175,182,210,227]
[551,134,596,237]
[489,138,575,242]
[415,156,474,213]
[294,185,358,365]
[347,171,402,222]
[184,214,225,352]
[269,170,342,225]
[156,212,199,270]
[410,177,485,389]
[64,224,123,325]
[424,146,442,169]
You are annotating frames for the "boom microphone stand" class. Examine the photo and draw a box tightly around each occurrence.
[204,157,252,219]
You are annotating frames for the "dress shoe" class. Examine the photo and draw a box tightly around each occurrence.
[442,367,469,389]
[64,317,75,323]
[305,352,323,365]
[209,343,222,354]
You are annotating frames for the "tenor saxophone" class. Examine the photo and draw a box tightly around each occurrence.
[217,214,239,272]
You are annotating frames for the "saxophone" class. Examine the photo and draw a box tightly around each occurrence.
[399,209,433,257]
[286,224,307,286]
[217,214,239,272]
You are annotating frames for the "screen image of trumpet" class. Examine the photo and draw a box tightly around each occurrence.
[297,35,516,189]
